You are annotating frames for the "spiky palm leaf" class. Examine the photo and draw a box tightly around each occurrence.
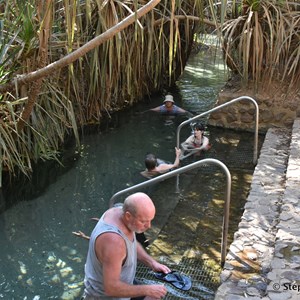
[218,0,300,88]
[0,0,79,182]
[0,0,204,182]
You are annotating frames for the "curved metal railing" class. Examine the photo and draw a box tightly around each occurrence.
[176,96,259,164]
[109,158,231,266]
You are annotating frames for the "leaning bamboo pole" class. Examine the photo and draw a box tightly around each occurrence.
[0,0,161,94]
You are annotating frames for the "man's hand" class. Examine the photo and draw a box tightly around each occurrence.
[144,284,168,299]
[150,260,171,274]
[175,147,182,157]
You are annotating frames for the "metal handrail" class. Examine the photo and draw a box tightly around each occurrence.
[109,158,231,266]
[176,96,259,164]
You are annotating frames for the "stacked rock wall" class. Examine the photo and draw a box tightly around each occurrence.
[208,80,299,133]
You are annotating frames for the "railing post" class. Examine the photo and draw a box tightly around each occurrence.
[176,96,259,165]
[109,158,231,266]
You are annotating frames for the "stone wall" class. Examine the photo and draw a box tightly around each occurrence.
[215,119,300,299]
[208,79,300,133]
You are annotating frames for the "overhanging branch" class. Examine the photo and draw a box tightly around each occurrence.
[0,0,161,94]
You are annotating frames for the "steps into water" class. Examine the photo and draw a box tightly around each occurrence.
[136,120,299,299]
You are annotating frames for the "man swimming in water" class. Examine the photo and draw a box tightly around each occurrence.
[140,147,182,179]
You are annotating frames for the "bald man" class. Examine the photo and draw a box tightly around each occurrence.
[82,192,170,300]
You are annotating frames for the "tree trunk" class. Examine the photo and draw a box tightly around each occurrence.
[17,0,52,132]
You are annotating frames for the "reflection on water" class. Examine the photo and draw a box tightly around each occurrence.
[0,112,189,299]
[0,44,258,299]
[145,126,264,299]
[178,39,229,117]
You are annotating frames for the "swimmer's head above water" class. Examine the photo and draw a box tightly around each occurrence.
[144,153,157,171]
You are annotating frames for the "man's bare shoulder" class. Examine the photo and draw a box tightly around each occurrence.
[95,231,127,262]
[140,170,160,179]
[155,164,172,172]
[96,231,125,247]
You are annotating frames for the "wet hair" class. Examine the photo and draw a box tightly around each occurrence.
[193,122,205,132]
[145,153,157,170]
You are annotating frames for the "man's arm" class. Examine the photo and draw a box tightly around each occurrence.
[156,147,181,172]
[140,170,153,179]
[171,147,181,168]
[137,242,171,274]
[96,233,167,299]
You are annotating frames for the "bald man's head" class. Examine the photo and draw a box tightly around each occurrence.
[123,192,155,216]
[122,193,156,233]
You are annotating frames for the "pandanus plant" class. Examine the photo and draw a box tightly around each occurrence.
[0,0,203,183]
[219,0,300,88]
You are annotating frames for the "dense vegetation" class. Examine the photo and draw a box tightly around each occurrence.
[0,0,299,183]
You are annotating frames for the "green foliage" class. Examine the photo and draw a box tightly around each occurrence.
[65,0,201,120]
[0,0,79,181]
[18,4,36,56]
[244,0,260,11]
[1,0,299,182]
[0,0,201,181]
[214,0,300,88]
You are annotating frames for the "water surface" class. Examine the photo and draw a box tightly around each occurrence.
[0,44,256,300]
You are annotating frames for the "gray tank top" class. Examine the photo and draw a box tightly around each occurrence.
[84,210,137,300]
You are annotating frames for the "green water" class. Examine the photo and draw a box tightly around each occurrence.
[0,44,261,299]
